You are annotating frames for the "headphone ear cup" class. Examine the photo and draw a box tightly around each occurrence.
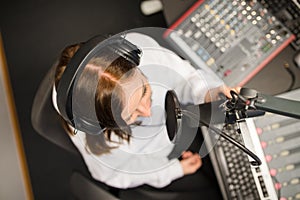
[73,116,105,135]
[73,114,131,136]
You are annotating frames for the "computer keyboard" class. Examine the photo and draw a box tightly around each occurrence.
[211,124,261,200]
[164,0,295,86]
[257,0,300,50]
[201,121,278,200]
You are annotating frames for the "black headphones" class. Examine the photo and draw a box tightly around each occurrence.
[56,34,142,135]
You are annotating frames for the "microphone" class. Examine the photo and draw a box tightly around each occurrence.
[165,90,262,166]
[165,88,300,166]
[183,97,265,129]
[185,87,300,127]
[239,88,300,119]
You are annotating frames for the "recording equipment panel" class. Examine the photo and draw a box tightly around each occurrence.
[252,88,300,200]
[201,121,278,200]
[163,0,295,87]
[257,0,300,50]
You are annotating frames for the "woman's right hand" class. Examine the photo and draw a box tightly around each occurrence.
[204,85,241,102]
[180,151,202,175]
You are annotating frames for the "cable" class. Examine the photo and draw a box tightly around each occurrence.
[283,62,296,92]
[181,109,262,166]
[202,120,261,166]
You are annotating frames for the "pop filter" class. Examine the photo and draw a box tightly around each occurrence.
[165,90,182,142]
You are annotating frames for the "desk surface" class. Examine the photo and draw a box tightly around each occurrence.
[161,0,300,95]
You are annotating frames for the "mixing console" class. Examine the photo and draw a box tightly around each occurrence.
[257,0,300,50]
[253,89,300,200]
[164,0,295,86]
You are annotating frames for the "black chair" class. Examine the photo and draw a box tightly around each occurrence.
[70,171,119,200]
[31,68,120,200]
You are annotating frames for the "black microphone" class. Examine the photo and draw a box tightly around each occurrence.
[183,99,265,127]
[165,90,262,166]
[239,88,300,119]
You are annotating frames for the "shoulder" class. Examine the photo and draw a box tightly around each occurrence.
[125,32,160,48]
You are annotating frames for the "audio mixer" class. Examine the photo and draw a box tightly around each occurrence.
[252,89,300,200]
[164,0,295,86]
[258,0,300,50]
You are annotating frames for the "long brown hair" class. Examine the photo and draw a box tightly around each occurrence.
[54,43,137,154]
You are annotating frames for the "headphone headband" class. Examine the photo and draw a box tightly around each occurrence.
[56,34,142,134]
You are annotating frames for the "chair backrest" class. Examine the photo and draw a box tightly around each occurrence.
[31,69,121,199]
[31,66,79,155]
[31,88,80,155]
[70,171,120,200]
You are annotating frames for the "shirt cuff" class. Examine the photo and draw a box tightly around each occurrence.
[169,158,184,181]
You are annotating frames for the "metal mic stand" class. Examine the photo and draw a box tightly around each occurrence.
[224,88,300,125]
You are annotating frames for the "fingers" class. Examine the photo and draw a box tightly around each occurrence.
[234,86,241,93]
[229,86,241,94]
[205,85,242,102]
[186,154,201,167]
[181,151,193,159]
[204,85,234,102]
[222,86,231,98]
[222,85,241,98]
[180,153,202,175]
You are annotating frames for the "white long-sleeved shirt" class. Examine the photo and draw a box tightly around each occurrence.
[62,32,223,189]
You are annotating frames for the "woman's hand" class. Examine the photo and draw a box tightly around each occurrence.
[205,85,241,102]
[180,151,202,175]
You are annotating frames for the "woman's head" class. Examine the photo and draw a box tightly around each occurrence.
[54,38,152,153]
[118,69,152,125]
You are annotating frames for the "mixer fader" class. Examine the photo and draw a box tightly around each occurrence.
[164,0,295,86]
[253,89,300,200]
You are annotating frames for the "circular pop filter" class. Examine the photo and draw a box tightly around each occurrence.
[165,90,182,143]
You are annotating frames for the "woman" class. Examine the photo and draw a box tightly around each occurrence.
[52,31,237,195]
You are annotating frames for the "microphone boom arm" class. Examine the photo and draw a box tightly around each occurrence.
[255,93,300,119]
[225,88,300,124]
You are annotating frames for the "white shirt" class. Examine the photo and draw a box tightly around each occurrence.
[61,32,223,189]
